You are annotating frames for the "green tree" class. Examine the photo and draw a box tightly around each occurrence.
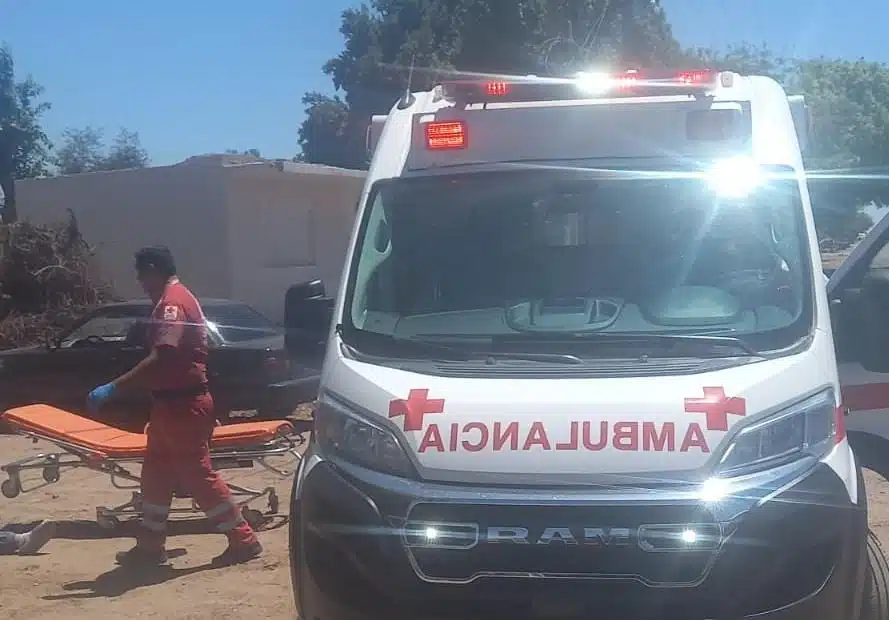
[794,59,889,241]
[0,45,52,222]
[684,46,889,242]
[56,126,150,174]
[99,128,149,171]
[299,0,684,168]
[298,92,363,169]
[55,126,104,175]
[685,43,793,81]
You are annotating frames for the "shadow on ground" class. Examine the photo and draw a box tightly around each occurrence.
[42,548,224,600]
[16,515,286,600]
[3,513,287,540]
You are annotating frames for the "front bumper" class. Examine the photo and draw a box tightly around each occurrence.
[290,450,867,620]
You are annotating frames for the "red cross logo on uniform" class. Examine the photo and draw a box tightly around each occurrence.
[684,386,746,432]
[388,389,445,432]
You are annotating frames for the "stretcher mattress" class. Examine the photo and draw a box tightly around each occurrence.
[1,404,294,459]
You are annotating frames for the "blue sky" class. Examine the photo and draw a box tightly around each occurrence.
[2,0,885,166]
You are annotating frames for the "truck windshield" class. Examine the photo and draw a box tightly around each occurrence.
[344,167,813,354]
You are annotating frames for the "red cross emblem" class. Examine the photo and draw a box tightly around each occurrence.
[684,386,746,432]
[388,389,445,432]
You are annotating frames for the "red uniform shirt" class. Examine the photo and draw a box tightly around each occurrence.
[148,277,209,391]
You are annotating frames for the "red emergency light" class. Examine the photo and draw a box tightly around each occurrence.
[676,70,715,85]
[612,74,641,88]
[442,70,723,105]
[485,81,511,97]
[425,120,467,150]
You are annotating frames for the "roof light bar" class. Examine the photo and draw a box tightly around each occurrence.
[442,70,725,104]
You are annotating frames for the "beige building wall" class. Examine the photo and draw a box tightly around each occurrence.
[16,163,232,301]
[222,162,365,320]
[15,156,366,322]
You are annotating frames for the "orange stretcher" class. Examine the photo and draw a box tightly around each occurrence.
[0,405,306,530]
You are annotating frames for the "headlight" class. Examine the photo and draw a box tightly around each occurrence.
[716,390,842,475]
[314,396,416,477]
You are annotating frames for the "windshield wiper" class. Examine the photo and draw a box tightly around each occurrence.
[339,326,472,361]
[499,332,761,357]
[415,333,584,364]
[608,333,760,357]
[341,327,583,364]
[535,332,762,357]
[480,351,583,364]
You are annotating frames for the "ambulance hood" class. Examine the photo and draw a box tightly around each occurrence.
[323,333,835,483]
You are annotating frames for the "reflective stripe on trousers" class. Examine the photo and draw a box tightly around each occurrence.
[205,499,247,533]
[136,392,257,550]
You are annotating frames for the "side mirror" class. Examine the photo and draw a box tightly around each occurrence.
[288,279,326,302]
[284,280,334,357]
[285,281,333,329]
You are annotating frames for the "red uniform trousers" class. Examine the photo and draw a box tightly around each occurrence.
[138,392,257,550]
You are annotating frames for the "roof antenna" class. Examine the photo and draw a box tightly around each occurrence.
[397,54,417,110]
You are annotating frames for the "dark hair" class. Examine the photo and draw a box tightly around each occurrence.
[134,245,177,278]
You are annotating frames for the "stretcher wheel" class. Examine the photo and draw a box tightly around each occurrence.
[42,466,60,483]
[268,490,280,515]
[242,507,265,530]
[97,516,120,530]
[96,507,120,530]
[1,477,21,498]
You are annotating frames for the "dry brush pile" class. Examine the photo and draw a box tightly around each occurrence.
[0,210,113,350]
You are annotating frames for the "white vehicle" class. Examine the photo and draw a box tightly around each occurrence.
[289,69,888,619]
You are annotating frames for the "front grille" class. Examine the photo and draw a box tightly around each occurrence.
[405,502,721,586]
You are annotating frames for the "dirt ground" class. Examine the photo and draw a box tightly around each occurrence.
[822,250,852,271]
[3,432,889,620]
[0,432,304,620]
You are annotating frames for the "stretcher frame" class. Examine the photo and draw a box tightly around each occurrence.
[1,424,306,531]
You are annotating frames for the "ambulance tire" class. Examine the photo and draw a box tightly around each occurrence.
[288,474,304,619]
[863,529,889,620]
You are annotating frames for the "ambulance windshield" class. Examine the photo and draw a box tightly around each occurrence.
[344,167,813,354]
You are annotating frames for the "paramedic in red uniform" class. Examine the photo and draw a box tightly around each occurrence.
[86,246,262,567]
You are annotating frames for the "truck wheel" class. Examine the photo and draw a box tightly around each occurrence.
[863,529,889,619]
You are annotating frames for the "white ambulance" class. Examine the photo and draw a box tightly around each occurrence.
[290,69,889,619]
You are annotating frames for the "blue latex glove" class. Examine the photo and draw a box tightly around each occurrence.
[87,383,116,414]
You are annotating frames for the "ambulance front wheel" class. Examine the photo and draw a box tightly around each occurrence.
[863,529,889,620]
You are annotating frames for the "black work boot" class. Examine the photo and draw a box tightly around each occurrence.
[115,545,169,568]
[211,540,263,567]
